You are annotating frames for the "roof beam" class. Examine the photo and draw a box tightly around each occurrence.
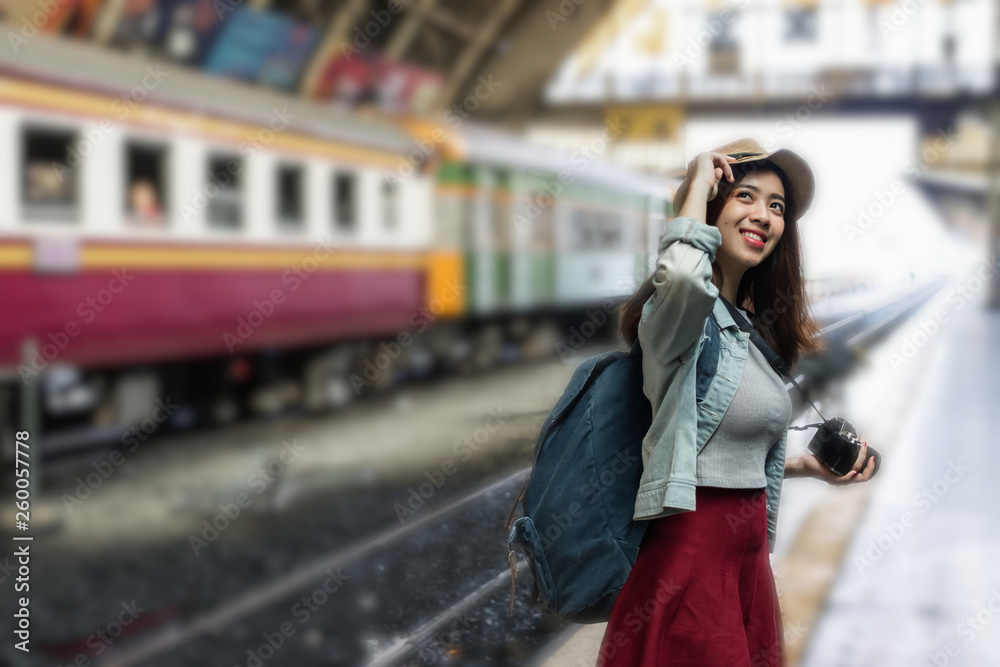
[384,0,439,60]
[437,0,522,109]
[447,0,617,120]
[573,0,651,78]
[425,8,478,42]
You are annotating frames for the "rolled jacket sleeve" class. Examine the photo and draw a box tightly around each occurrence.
[638,216,722,367]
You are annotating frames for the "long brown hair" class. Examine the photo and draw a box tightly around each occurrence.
[618,160,824,371]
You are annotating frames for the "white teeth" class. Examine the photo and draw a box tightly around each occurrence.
[742,231,765,242]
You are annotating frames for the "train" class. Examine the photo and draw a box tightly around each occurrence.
[0,34,673,446]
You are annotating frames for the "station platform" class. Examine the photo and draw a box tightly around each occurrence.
[533,265,998,667]
[801,277,1000,664]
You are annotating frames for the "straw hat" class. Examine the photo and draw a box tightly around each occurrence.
[668,137,815,219]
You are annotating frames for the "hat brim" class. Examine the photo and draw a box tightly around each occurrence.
[670,149,814,220]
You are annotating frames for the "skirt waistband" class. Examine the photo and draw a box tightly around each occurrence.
[641,485,769,556]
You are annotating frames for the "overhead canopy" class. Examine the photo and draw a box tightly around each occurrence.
[71,0,621,119]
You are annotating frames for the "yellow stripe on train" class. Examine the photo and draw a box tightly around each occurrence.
[0,241,428,271]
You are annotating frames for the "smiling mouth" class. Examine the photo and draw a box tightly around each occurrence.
[740,230,767,247]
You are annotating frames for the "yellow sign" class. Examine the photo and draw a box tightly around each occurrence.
[604,105,684,141]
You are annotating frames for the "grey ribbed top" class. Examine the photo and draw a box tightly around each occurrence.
[696,309,792,488]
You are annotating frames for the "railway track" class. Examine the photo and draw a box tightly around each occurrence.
[94,468,535,667]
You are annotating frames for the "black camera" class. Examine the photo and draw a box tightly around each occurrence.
[807,417,882,478]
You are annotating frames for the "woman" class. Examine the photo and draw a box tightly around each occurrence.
[597,139,877,667]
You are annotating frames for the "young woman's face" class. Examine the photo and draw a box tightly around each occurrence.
[714,169,786,273]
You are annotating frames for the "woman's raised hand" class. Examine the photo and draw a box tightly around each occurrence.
[685,152,737,203]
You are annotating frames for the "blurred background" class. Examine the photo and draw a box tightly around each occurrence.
[0,0,996,665]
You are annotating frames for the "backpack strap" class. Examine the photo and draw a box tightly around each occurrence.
[504,475,529,615]
[628,335,641,357]
[718,295,828,423]
[626,515,648,548]
[507,537,519,615]
[503,478,528,537]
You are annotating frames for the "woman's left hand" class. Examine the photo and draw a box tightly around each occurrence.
[789,440,877,485]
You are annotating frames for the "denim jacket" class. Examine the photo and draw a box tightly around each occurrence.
[634,216,788,554]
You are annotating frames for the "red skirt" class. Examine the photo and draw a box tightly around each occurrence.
[596,486,786,667]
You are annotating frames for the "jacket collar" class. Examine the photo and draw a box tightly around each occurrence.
[711,294,741,332]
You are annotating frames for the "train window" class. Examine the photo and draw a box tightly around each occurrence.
[569,209,596,249]
[22,127,79,222]
[206,154,243,229]
[598,212,623,248]
[382,177,399,230]
[569,209,622,250]
[276,164,304,230]
[333,172,356,231]
[125,142,167,227]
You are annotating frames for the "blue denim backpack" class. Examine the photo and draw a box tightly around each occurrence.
[502,337,652,623]
[504,317,724,623]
